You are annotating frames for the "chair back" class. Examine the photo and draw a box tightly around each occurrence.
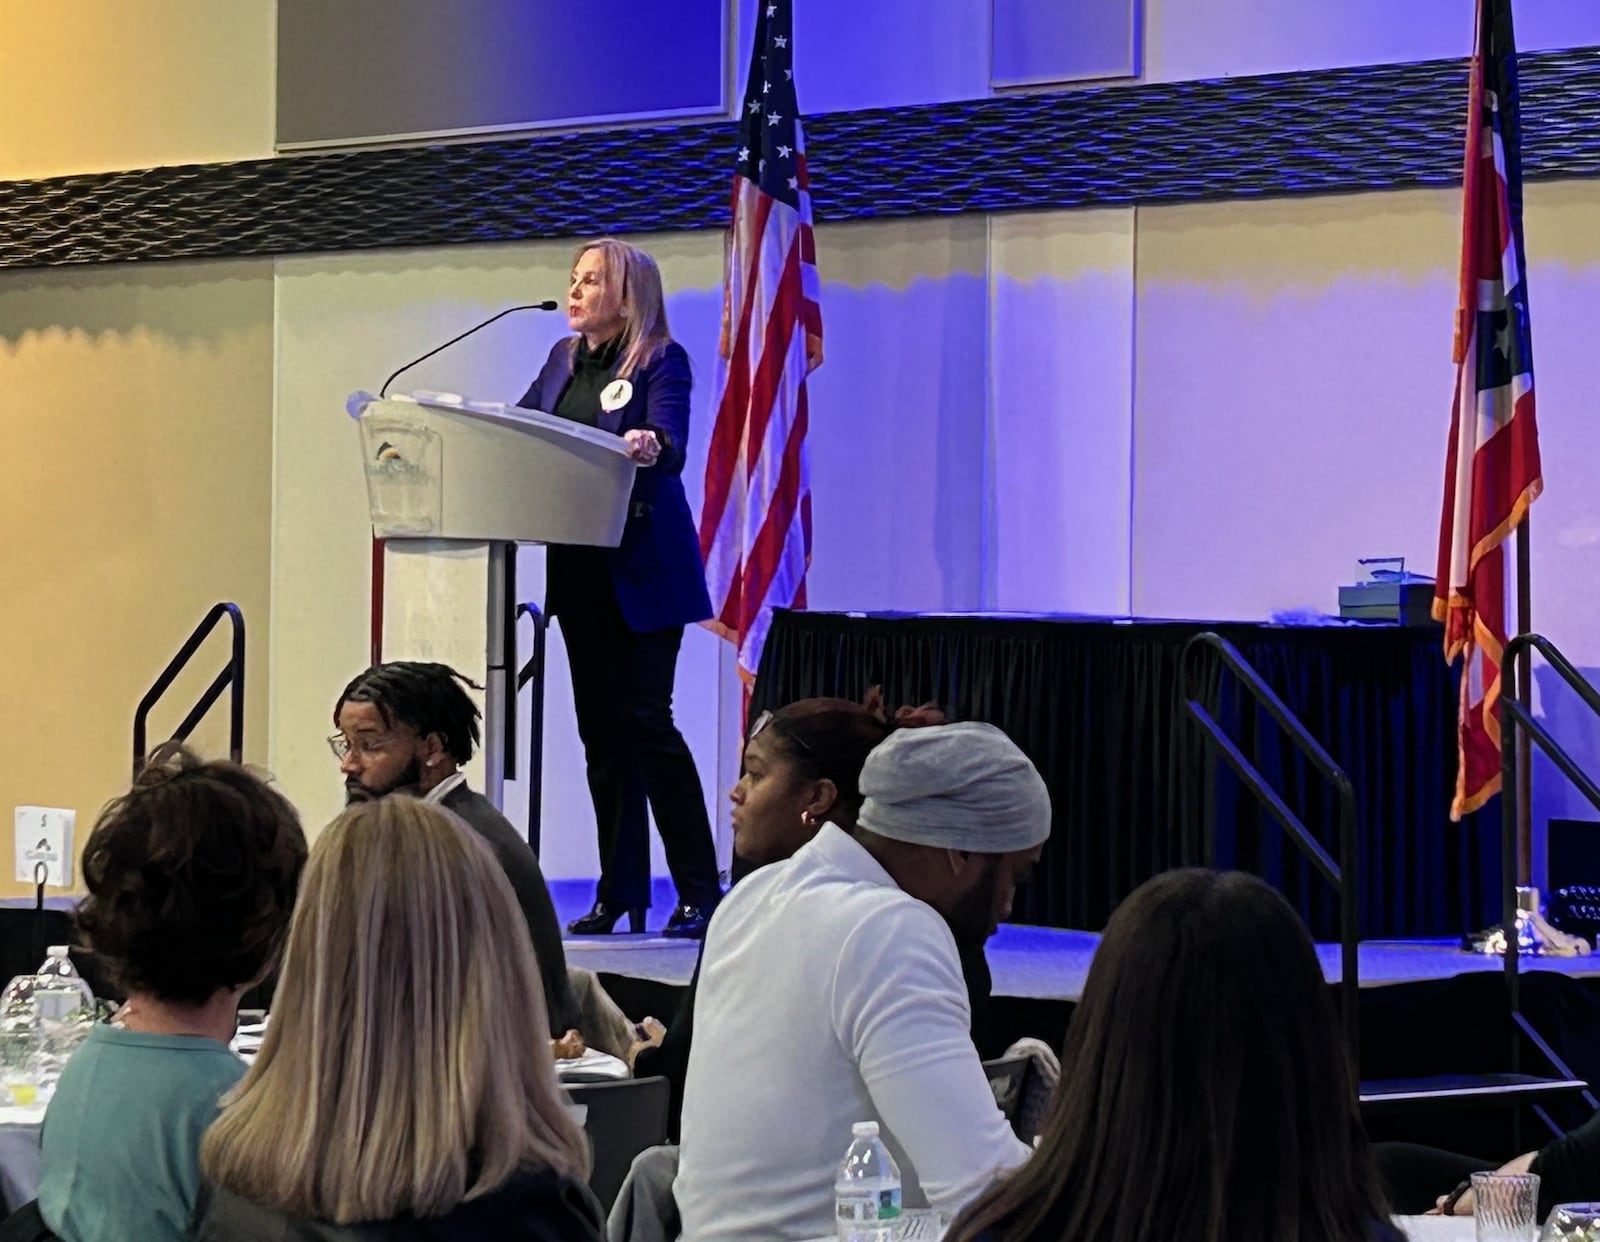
[0,1200,63,1242]
[981,1054,1032,1131]
[566,1076,672,1214]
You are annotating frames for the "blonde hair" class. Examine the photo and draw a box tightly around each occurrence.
[200,798,589,1223]
[567,237,672,379]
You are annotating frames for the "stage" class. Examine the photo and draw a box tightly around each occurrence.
[561,915,1600,1002]
[560,877,1600,1157]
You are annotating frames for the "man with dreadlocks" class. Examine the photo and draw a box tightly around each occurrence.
[330,661,579,1041]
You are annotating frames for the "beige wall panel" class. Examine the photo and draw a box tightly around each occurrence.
[1132,183,1600,671]
[988,208,1135,614]
[803,215,991,613]
[0,1,274,179]
[0,259,275,897]
[1132,188,1460,621]
[1144,0,1600,83]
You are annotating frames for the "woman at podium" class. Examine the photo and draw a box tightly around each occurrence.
[517,237,722,939]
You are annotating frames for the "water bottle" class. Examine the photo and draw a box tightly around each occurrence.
[34,948,93,1025]
[835,1120,901,1242]
[32,948,94,1085]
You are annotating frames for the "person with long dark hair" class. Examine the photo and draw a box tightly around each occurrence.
[944,869,1400,1242]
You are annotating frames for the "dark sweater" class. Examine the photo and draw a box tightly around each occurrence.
[439,783,578,1038]
[1534,1107,1600,1215]
[190,1167,604,1242]
[551,334,622,427]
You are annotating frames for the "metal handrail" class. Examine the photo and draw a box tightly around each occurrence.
[515,602,550,855]
[1181,632,1361,1057]
[1499,634,1600,1060]
[132,602,246,774]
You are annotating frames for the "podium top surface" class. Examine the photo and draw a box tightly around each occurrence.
[374,390,635,458]
[348,389,638,544]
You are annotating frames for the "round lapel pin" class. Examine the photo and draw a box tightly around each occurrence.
[600,379,634,412]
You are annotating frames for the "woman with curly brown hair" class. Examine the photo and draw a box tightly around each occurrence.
[37,745,307,1242]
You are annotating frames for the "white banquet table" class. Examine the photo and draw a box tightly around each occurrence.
[798,1213,1474,1242]
[0,1102,46,1213]
[1394,1216,1475,1240]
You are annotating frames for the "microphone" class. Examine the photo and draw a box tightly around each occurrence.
[378,301,560,398]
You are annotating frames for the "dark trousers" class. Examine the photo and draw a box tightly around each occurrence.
[557,555,721,913]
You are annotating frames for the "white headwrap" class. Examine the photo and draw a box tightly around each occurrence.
[855,721,1051,853]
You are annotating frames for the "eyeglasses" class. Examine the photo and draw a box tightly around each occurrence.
[327,732,399,760]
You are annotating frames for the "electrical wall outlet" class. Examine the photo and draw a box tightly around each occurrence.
[14,807,73,887]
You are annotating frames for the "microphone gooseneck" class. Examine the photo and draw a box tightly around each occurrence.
[378,301,561,398]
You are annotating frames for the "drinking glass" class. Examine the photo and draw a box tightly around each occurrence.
[1473,1172,1540,1242]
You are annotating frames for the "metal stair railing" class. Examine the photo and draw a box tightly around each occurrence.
[514,601,551,855]
[1499,633,1600,1120]
[132,602,245,774]
[1181,631,1360,1056]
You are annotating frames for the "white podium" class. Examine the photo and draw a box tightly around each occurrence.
[348,390,637,805]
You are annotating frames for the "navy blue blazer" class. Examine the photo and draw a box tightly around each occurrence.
[517,338,714,633]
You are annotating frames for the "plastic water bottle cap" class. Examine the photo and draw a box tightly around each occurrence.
[46,947,68,959]
[851,1121,879,1138]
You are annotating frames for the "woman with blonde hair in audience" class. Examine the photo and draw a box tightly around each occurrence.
[192,797,602,1241]
[944,869,1400,1242]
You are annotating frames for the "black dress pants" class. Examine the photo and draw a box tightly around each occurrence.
[555,551,721,913]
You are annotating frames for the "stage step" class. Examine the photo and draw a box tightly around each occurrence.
[1360,1073,1590,1113]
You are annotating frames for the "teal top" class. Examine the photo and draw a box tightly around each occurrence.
[39,1022,245,1242]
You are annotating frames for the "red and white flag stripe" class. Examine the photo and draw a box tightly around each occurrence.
[701,157,822,681]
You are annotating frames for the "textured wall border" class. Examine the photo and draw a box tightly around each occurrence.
[4,47,1600,269]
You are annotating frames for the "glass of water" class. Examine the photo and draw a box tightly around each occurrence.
[1473,1172,1540,1241]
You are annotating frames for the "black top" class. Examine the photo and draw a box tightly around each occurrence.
[190,1166,604,1242]
[439,782,577,1038]
[1534,1108,1600,1214]
[551,334,623,428]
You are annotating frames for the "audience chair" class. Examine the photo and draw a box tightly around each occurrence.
[981,1054,1034,1137]
[0,1200,62,1242]
[567,1076,672,1214]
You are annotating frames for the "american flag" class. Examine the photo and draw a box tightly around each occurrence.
[1433,0,1542,819]
[699,0,823,683]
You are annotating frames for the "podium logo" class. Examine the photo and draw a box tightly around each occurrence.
[367,440,428,481]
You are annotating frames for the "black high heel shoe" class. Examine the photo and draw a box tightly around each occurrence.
[661,903,715,940]
[566,902,646,935]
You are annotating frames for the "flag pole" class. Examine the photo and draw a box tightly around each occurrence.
[1516,515,1532,887]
